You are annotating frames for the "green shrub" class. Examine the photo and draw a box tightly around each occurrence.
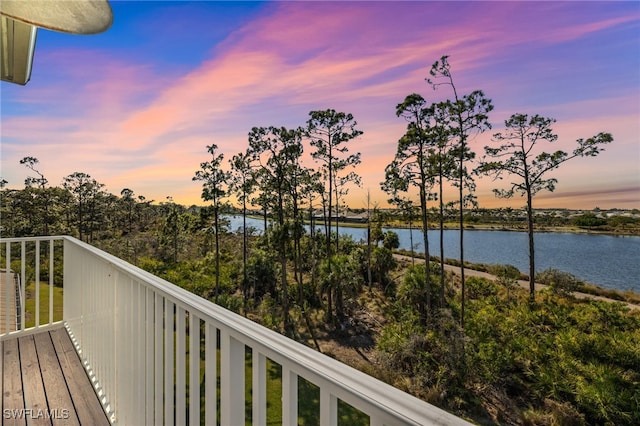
[382,231,400,250]
[138,256,165,275]
[371,247,396,289]
[536,269,583,296]
[216,293,243,313]
[245,249,278,300]
[466,276,498,300]
[488,263,523,280]
[572,213,607,228]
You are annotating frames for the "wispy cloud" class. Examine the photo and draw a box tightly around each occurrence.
[1,1,638,208]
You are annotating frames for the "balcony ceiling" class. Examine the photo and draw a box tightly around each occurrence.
[0,0,112,85]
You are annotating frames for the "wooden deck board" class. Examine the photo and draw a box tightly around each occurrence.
[19,335,50,426]
[1,270,18,333]
[2,338,25,426]
[49,328,110,426]
[33,332,80,426]
[1,328,109,426]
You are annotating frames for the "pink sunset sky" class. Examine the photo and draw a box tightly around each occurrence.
[1,1,638,210]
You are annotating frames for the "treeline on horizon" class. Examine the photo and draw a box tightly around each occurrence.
[2,56,638,425]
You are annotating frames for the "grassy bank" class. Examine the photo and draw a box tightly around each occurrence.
[393,248,640,306]
[24,282,64,328]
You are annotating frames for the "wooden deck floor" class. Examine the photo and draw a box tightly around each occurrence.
[1,327,110,426]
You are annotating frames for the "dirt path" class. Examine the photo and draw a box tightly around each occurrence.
[393,254,640,310]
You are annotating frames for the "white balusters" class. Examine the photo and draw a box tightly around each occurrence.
[188,312,200,426]
[220,330,245,425]
[252,351,267,426]
[1,236,471,426]
[164,299,175,426]
[205,322,217,426]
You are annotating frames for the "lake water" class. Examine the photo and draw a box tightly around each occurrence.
[226,216,640,292]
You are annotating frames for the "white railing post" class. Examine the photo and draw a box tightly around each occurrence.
[154,292,164,425]
[145,287,155,424]
[320,388,338,426]
[176,306,187,425]
[164,299,175,426]
[205,323,217,426]
[20,240,25,330]
[114,271,126,424]
[136,282,146,424]
[189,312,201,426]
[4,241,10,334]
[282,366,298,426]
[49,240,54,324]
[252,351,267,426]
[35,239,40,327]
[221,330,244,426]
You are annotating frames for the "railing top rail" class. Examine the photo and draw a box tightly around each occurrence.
[11,235,469,425]
[1,236,65,243]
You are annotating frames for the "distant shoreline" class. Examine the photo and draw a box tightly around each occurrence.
[386,222,640,237]
[243,214,640,237]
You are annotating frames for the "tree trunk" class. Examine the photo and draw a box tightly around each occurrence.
[326,286,333,324]
[409,213,415,267]
[277,192,290,334]
[327,156,333,259]
[262,204,268,245]
[367,191,373,289]
[214,205,220,301]
[242,197,248,313]
[310,198,317,292]
[335,285,344,322]
[419,185,430,326]
[294,199,304,308]
[439,167,445,308]
[78,199,84,242]
[321,193,329,256]
[459,145,466,328]
[527,190,536,304]
[335,188,340,254]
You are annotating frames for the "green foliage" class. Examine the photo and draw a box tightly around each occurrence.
[215,293,243,314]
[488,263,522,280]
[138,256,165,276]
[244,249,278,300]
[397,263,440,314]
[522,399,586,426]
[370,221,384,246]
[378,311,467,405]
[382,230,400,250]
[257,294,281,330]
[371,246,396,289]
[379,267,640,424]
[318,253,364,321]
[469,295,640,424]
[608,214,639,229]
[465,276,498,300]
[536,268,583,296]
[572,213,607,228]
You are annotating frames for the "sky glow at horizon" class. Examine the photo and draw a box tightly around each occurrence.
[1,1,639,210]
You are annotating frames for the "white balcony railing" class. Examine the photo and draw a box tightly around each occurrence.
[1,236,471,425]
